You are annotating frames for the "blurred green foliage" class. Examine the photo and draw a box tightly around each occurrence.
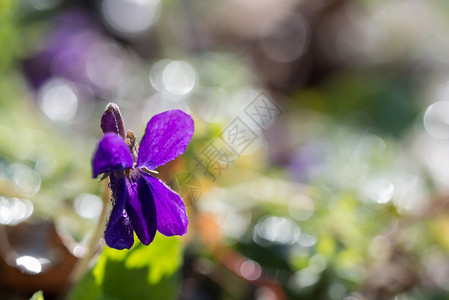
[69,234,182,300]
[29,290,44,300]
[2,0,449,299]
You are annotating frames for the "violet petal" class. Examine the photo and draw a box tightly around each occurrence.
[105,173,134,250]
[92,133,133,178]
[137,110,194,170]
[142,173,188,236]
[125,173,157,245]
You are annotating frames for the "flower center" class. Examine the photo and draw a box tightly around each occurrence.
[127,167,141,182]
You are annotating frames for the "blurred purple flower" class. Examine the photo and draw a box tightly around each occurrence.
[22,10,98,89]
[22,10,127,99]
[92,104,194,249]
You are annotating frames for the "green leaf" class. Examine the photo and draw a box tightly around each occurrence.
[69,234,183,300]
[29,290,44,300]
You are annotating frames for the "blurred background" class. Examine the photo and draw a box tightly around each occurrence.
[1,0,449,299]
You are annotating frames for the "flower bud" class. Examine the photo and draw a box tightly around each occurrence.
[101,103,126,138]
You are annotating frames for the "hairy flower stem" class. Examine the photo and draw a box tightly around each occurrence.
[70,179,111,284]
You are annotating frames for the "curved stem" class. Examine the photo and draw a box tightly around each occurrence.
[69,179,111,284]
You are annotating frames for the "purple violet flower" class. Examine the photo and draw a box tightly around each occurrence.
[92,104,194,249]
